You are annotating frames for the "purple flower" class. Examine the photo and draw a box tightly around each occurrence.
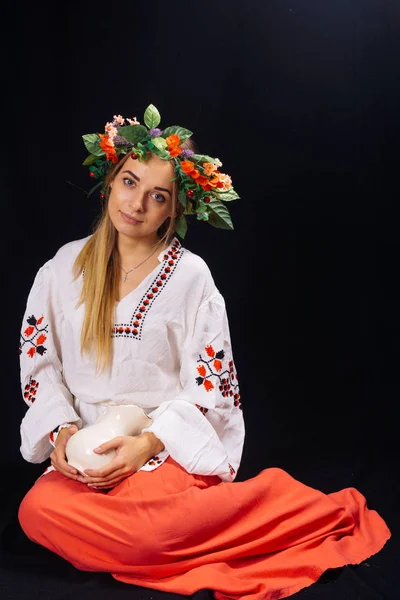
[149,128,162,137]
[113,135,134,147]
[181,149,194,158]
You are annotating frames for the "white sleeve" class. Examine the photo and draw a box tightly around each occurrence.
[19,260,82,463]
[142,291,245,482]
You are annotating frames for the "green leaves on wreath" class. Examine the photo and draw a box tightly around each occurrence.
[174,214,188,239]
[82,134,105,157]
[83,153,100,166]
[162,126,193,142]
[144,104,161,129]
[118,124,148,144]
[207,198,234,230]
[212,188,240,201]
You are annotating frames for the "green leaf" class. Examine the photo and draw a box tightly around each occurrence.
[191,154,216,164]
[212,188,240,201]
[87,180,103,198]
[82,134,104,157]
[118,125,148,143]
[178,189,187,208]
[174,214,188,239]
[162,126,193,142]
[152,148,171,160]
[151,136,167,150]
[208,199,234,230]
[82,153,100,166]
[144,104,161,129]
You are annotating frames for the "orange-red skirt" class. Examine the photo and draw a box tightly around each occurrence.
[18,457,391,600]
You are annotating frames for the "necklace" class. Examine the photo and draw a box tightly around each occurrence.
[120,246,159,282]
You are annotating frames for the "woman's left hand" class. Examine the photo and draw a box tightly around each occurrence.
[78,433,160,489]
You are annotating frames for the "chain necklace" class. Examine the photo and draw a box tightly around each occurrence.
[120,246,159,282]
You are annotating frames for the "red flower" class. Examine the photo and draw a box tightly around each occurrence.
[205,345,215,358]
[197,365,206,377]
[24,326,34,337]
[27,347,36,358]
[204,380,214,392]
[213,359,222,372]
[36,316,44,325]
[36,334,47,345]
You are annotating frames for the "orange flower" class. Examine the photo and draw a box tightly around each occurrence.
[181,160,194,174]
[205,345,215,358]
[27,347,36,358]
[24,326,34,337]
[204,380,214,392]
[99,133,117,161]
[166,134,181,147]
[36,334,47,345]
[197,364,206,377]
[169,146,182,157]
[213,359,222,372]
[190,169,200,179]
[196,175,208,187]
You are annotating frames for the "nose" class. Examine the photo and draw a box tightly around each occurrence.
[129,192,145,214]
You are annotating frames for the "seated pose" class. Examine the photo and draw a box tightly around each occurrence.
[18,104,391,600]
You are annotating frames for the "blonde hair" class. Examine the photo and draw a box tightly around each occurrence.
[73,138,197,373]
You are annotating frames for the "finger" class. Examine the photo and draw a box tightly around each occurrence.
[90,477,126,489]
[84,460,123,479]
[51,460,80,481]
[92,437,122,454]
[85,467,128,485]
[55,453,78,476]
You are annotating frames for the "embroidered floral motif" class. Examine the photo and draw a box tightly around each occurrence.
[23,376,39,405]
[146,455,163,467]
[112,239,183,340]
[228,463,236,476]
[19,315,48,358]
[195,404,209,415]
[196,345,241,408]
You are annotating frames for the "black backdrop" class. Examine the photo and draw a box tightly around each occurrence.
[3,0,400,484]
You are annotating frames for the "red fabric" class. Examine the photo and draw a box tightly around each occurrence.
[18,457,391,600]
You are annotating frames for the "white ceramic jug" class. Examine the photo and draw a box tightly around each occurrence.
[65,404,152,474]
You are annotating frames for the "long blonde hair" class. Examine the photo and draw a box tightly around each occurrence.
[73,139,196,373]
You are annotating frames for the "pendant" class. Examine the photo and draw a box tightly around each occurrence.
[123,273,127,283]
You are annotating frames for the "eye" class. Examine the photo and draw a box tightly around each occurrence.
[123,177,135,187]
[152,193,166,203]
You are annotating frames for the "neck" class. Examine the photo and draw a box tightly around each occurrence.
[117,233,168,266]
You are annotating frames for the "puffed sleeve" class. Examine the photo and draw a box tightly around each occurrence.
[141,290,245,482]
[19,260,82,463]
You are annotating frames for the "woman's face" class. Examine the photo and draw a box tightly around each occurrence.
[108,153,175,242]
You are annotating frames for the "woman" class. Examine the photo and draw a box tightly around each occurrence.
[18,105,391,600]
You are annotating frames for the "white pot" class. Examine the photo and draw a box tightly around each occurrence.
[65,404,152,474]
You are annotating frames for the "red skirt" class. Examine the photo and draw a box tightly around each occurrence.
[18,457,391,600]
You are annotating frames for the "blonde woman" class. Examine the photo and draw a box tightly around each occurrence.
[17,106,390,600]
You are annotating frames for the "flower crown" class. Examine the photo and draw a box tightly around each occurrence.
[82,104,239,238]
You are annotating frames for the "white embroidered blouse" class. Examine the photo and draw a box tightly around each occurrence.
[19,235,245,482]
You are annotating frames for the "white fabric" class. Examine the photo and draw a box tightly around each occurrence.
[19,236,245,482]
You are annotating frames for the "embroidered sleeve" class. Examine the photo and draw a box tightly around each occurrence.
[19,260,82,463]
[141,291,245,482]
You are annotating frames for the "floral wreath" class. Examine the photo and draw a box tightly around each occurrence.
[82,104,239,238]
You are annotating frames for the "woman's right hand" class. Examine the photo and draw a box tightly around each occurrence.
[50,425,80,480]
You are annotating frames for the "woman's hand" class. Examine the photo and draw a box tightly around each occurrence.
[50,425,80,480]
[79,433,163,490]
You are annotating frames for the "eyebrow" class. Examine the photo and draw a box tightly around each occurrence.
[122,169,172,197]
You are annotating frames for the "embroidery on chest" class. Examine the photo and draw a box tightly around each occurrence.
[112,240,184,341]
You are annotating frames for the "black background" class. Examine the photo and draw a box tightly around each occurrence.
[1,1,399,597]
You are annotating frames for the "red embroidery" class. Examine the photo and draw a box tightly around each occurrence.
[23,376,39,404]
[228,463,236,476]
[195,404,209,415]
[112,239,183,341]
[196,347,241,408]
[146,455,163,467]
[19,314,49,358]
